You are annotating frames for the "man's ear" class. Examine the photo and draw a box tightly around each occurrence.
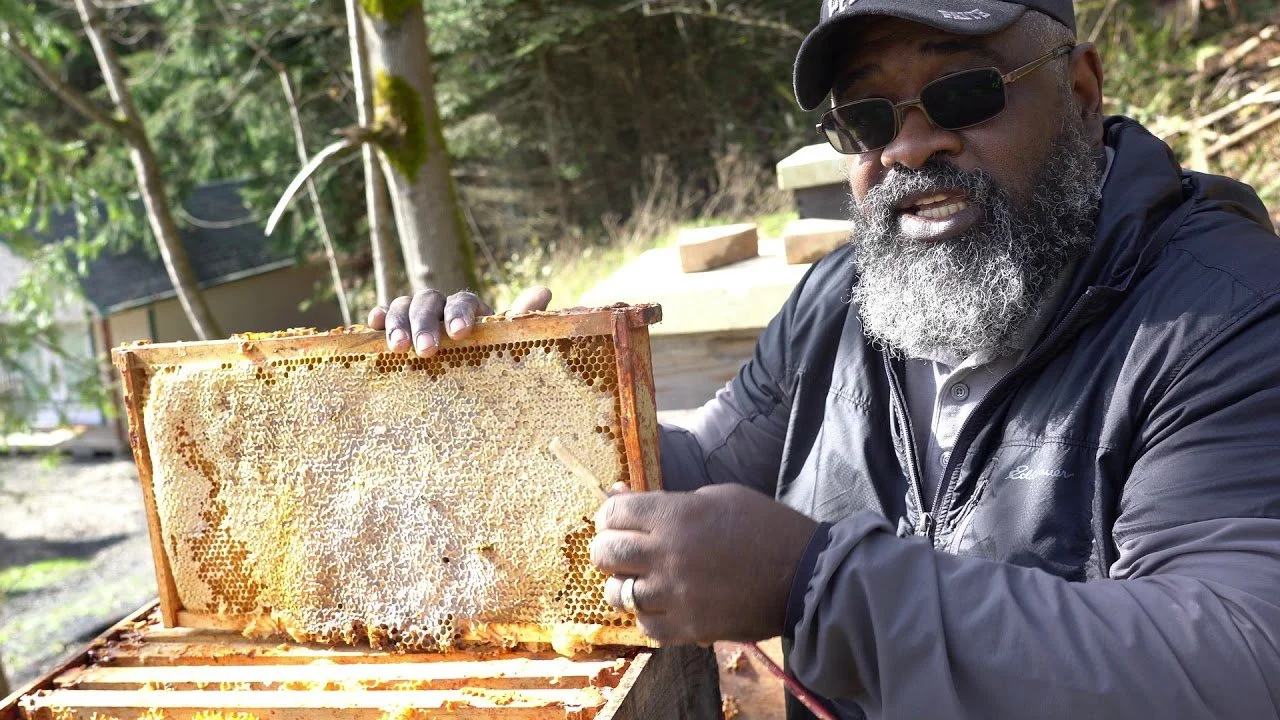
[1069,42,1105,146]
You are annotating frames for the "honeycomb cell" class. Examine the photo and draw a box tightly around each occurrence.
[139,332,639,651]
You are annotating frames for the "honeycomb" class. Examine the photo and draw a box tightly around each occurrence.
[131,324,653,653]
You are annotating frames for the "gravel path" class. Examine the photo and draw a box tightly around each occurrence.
[0,457,157,688]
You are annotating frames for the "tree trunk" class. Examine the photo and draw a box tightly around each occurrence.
[538,49,572,230]
[73,0,222,340]
[0,654,11,698]
[346,0,400,308]
[358,1,476,294]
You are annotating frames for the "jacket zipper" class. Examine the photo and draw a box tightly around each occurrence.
[928,176,1194,542]
[930,289,1101,542]
[882,353,933,538]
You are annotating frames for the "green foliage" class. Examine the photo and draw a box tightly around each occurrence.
[0,0,363,433]
[0,237,112,436]
[425,0,814,260]
[373,71,429,183]
[1081,0,1280,209]
[0,558,90,596]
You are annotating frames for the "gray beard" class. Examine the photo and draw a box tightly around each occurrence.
[849,120,1102,361]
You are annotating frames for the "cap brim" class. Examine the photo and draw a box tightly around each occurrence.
[793,0,1026,111]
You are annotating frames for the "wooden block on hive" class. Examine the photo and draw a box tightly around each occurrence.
[109,306,663,655]
[677,223,759,273]
[782,219,852,265]
[2,602,708,720]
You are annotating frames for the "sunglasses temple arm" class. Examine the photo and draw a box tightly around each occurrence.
[1003,44,1075,85]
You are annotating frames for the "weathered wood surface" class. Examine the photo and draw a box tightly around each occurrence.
[650,329,761,412]
[3,606,722,720]
[715,639,787,720]
[611,313,661,492]
[111,354,181,626]
[111,305,662,371]
[177,612,656,651]
[782,219,852,266]
[677,224,759,273]
[0,602,161,720]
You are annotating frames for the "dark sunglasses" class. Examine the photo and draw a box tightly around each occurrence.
[817,44,1075,155]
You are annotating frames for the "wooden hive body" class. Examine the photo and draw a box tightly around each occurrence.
[108,305,663,653]
[2,602,695,720]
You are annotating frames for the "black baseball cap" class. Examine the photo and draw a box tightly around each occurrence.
[793,0,1077,110]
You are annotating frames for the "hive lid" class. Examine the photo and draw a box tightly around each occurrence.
[111,305,663,656]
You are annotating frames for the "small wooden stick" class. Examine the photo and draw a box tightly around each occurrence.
[549,437,608,502]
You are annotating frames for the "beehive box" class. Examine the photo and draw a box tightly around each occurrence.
[108,305,663,654]
[1,602,675,720]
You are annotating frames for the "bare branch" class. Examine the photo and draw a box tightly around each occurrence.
[72,0,144,135]
[177,206,259,230]
[1207,106,1280,156]
[0,649,11,698]
[0,29,129,134]
[1087,0,1121,44]
[205,48,268,118]
[634,2,804,39]
[69,0,224,338]
[265,135,363,237]
[346,0,398,307]
[98,0,162,8]
[213,0,352,324]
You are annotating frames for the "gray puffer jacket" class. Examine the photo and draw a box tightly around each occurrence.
[660,118,1280,719]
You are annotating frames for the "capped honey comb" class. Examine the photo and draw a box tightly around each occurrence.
[111,305,662,656]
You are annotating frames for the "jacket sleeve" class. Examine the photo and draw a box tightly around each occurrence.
[657,275,812,495]
[785,305,1280,718]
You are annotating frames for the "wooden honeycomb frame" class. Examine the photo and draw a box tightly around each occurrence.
[110,305,663,651]
[1,601,663,720]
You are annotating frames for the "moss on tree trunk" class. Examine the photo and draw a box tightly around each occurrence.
[358,0,417,23]
[372,71,429,184]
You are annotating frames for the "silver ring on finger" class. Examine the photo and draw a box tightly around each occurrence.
[620,576,641,614]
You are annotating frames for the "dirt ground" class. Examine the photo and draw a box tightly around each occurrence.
[0,456,157,688]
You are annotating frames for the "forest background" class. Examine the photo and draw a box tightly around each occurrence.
[0,0,1278,431]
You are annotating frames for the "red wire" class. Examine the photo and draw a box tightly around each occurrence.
[740,642,840,720]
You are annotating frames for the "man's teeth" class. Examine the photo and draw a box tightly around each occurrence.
[917,200,969,219]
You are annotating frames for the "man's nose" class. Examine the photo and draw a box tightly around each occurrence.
[879,105,963,169]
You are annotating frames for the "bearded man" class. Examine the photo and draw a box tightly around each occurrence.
[371,0,1280,716]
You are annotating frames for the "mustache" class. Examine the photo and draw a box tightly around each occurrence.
[856,160,997,224]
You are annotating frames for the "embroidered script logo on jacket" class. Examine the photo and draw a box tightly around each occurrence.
[1008,465,1074,481]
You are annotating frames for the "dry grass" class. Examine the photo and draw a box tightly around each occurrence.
[488,147,797,309]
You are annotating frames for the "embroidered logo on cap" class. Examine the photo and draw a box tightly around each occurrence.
[938,8,993,20]
[826,0,858,17]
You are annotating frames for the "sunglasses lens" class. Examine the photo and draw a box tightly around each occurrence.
[921,68,1006,129]
[824,99,897,154]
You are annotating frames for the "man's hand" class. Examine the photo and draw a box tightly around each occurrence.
[368,286,552,357]
[591,485,821,646]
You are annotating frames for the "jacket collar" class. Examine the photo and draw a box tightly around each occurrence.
[1072,117,1188,295]
[1030,117,1192,345]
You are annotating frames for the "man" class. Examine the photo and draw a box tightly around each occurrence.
[371,0,1280,716]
